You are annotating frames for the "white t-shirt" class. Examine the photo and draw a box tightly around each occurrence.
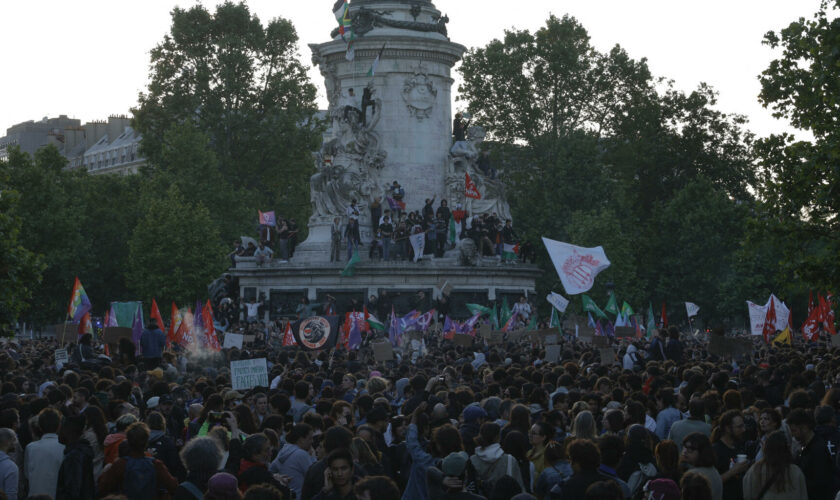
[245,302,261,317]
[346,205,360,220]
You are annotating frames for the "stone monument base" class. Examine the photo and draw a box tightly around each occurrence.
[229,252,540,322]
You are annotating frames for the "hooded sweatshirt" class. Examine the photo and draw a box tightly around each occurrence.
[469,443,523,494]
[270,443,315,497]
[623,345,640,371]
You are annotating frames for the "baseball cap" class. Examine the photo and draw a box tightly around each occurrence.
[441,451,469,476]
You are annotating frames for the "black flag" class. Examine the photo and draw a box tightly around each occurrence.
[291,315,340,350]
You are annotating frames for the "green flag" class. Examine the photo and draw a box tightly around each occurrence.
[527,314,538,331]
[621,302,635,317]
[604,295,619,316]
[491,303,499,330]
[582,295,607,319]
[366,315,386,331]
[340,250,361,277]
[466,304,492,316]
[449,215,456,244]
[646,303,656,339]
[549,308,560,328]
[500,297,512,325]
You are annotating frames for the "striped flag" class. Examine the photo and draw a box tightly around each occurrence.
[367,43,386,77]
[67,277,92,323]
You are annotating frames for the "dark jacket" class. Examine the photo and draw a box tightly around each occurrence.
[238,459,288,496]
[797,434,835,500]
[550,470,613,499]
[56,440,96,500]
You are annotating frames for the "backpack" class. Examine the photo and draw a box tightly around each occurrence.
[179,481,203,500]
[627,462,658,500]
[122,456,157,500]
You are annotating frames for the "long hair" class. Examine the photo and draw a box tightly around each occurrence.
[711,409,741,442]
[680,471,713,500]
[755,430,793,493]
[655,439,680,480]
[571,410,596,441]
[350,437,380,466]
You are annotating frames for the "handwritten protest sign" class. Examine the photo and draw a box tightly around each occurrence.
[244,335,256,344]
[54,349,68,370]
[231,358,268,391]
[223,333,244,350]
[453,334,474,347]
[545,344,562,363]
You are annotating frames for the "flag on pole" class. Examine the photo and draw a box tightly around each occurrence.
[820,293,836,335]
[547,292,570,313]
[78,312,93,337]
[621,302,634,317]
[685,302,700,318]
[282,322,297,346]
[366,314,386,331]
[258,210,276,227]
[461,313,481,336]
[388,306,400,346]
[442,316,458,339]
[341,249,361,277]
[491,303,499,330]
[604,295,619,316]
[386,197,406,211]
[347,313,363,350]
[367,43,386,77]
[499,297,512,326]
[661,303,668,328]
[549,308,560,328]
[582,295,607,319]
[466,304,492,316]
[204,300,221,351]
[502,243,519,260]
[409,233,425,262]
[773,326,792,346]
[151,299,165,333]
[614,312,628,327]
[168,303,181,345]
[465,172,481,199]
[646,303,656,339]
[542,238,611,295]
[761,298,777,343]
[527,314,538,331]
[131,305,144,355]
[502,312,519,332]
[67,277,92,323]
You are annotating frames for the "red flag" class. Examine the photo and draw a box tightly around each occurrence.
[282,322,297,346]
[203,300,221,351]
[77,312,93,337]
[661,303,668,328]
[821,293,836,335]
[168,303,182,345]
[762,298,777,343]
[465,172,481,199]
[151,299,165,336]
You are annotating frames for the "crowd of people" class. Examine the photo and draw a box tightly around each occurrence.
[2,314,840,500]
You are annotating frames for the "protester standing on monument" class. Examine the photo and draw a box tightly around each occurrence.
[288,218,299,259]
[254,241,274,267]
[330,217,342,263]
[389,182,404,220]
[453,112,470,142]
[345,218,361,260]
[369,197,382,235]
[379,215,394,261]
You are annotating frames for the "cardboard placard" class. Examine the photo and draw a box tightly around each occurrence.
[489,331,505,344]
[244,335,256,344]
[54,349,68,370]
[614,327,635,338]
[599,347,615,365]
[544,334,559,345]
[478,324,491,338]
[223,333,244,350]
[577,326,596,338]
[453,334,474,347]
[545,344,562,363]
[231,358,268,390]
[577,335,593,344]
[592,336,610,348]
[103,327,133,344]
[372,341,394,361]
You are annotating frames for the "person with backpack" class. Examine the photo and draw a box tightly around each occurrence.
[97,422,178,500]
[56,415,96,500]
[623,344,643,371]
[469,422,524,496]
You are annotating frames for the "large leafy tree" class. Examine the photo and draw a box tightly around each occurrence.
[459,14,765,322]
[755,0,840,292]
[0,162,44,335]
[127,185,226,304]
[134,1,321,239]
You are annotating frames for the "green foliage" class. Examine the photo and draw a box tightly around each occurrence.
[460,14,768,323]
[0,162,44,335]
[754,0,840,293]
[127,185,226,304]
[133,1,321,241]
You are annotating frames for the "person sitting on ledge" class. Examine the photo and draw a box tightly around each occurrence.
[254,241,273,267]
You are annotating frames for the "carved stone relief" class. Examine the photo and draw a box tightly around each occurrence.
[402,65,437,120]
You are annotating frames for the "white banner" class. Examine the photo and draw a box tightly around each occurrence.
[409,233,425,262]
[685,302,700,318]
[223,333,244,350]
[765,295,790,331]
[747,301,767,336]
[542,238,610,295]
[230,358,268,390]
[54,349,68,370]
[547,292,570,313]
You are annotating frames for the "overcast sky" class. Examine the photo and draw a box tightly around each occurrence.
[0,0,821,138]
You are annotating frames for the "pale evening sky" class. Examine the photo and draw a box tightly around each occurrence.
[0,0,822,139]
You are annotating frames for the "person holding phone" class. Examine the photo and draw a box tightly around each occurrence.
[312,448,358,500]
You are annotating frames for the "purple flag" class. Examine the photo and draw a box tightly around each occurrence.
[386,197,406,211]
[443,316,457,337]
[131,304,144,355]
[348,316,363,350]
[399,310,420,331]
[388,306,400,346]
[413,310,435,332]
[461,312,481,336]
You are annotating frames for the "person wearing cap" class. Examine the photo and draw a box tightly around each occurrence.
[140,319,166,370]
[427,451,486,500]
[205,471,243,500]
[224,391,244,411]
[460,405,487,455]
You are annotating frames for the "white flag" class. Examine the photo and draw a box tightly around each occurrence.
[409,233,425,262]
[685,302,700,318]
[542,237,611,295]
[547,292,570,313]
[764,294,790,331]
[615,312,628,327]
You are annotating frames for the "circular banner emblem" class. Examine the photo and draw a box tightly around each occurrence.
[298,316,331,350]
